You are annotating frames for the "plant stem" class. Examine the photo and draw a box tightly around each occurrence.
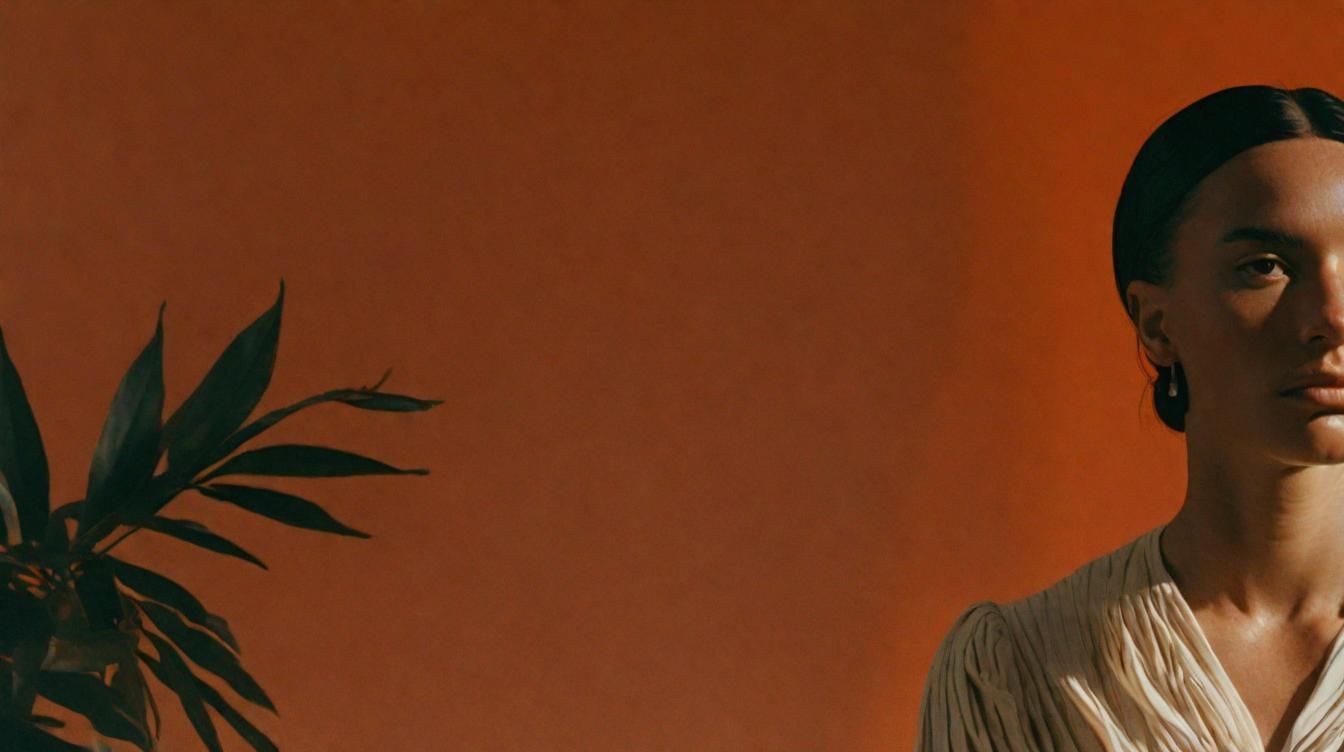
[93,525,145,558]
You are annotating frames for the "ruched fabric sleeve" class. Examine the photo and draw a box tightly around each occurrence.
[915,601,1047,752]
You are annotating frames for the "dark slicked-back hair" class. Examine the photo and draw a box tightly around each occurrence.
[1113,84,1344,432]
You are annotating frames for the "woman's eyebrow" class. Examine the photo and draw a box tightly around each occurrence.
[1220,225,1308,248]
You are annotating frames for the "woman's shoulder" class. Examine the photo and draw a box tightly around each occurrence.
[921,600,1017,699]
[929,599,1014,663]
[916,600,1041,750]
[916,527,1165,750]
[921,599,1021,706]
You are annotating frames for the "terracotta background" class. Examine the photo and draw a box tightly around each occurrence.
[0,3,1338,750]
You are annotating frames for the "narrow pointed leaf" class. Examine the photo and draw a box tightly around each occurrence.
[126,611,162,741]
[337,391,443,412]
[197,483,370,538]
[160,280,284,476]
[144,664,161,740]
[0,715,90,751]
[138,637,222,752]
[0,325,50,543]
[193,385,441,475]
[110,654,148,747]
[190,675,279,752]
[78,303,166,541]
[139,517,267,569]
[36,671,148,749]
[111,558,239,651]
[136,600,274,712]
[200,443,428,482]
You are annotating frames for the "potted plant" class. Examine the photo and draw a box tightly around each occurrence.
[0,279,440,750]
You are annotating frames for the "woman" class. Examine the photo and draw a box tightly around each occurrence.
[916,85,1344,752]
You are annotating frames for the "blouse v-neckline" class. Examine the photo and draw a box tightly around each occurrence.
[1147,523,1344,751]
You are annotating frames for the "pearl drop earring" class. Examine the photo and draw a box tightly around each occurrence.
[1168,362,1179,398]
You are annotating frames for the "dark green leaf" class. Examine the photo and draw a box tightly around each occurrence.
[139,636,222,752]
[123,619,161,741]
[137,600,274,712]
[36,671,148,748]
[159,280,284,477]
[74,558,123,632]
[78,303,166,542]
[139,517,267,570]
[109,654,148,746]
[0,714,90,751]
[200,443,428,482]
[190,674,278,752]
[336,391,443,412]
[0,324,50,544]
[145,672,161,740]
[197,483,370,538]
[111,558,239,651]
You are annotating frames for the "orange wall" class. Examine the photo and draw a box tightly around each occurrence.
[2,3,1341,750]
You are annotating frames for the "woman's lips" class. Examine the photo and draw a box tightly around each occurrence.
[1283,385,1344,407]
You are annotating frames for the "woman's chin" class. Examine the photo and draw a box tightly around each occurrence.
[1290,413,1344,463]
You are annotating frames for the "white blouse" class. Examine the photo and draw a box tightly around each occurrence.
[914,524,1344,751]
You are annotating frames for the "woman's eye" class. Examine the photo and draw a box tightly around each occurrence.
[1239,257,1287,279]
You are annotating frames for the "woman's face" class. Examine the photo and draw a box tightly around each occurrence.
[1132,137,1344,464]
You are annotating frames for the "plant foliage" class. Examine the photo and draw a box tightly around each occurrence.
[0,280,439,750]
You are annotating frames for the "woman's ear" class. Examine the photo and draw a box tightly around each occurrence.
[1127,279,1178,365]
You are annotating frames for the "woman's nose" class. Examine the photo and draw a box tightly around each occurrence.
[1302,266,1344,349]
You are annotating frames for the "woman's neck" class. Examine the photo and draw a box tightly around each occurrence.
[1163,445,1344,623]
